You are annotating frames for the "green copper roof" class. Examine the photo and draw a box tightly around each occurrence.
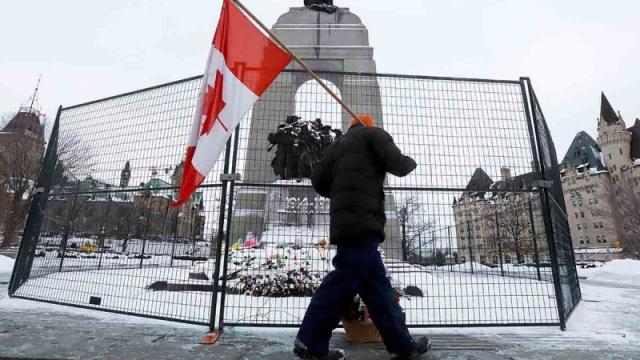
[560,131,605,171]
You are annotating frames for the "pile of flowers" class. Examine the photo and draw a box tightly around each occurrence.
[225,244,332,297]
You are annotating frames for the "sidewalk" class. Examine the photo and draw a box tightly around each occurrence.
[1,267,638,359]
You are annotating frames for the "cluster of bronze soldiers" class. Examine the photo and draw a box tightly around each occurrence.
[268,115,343,180]
[304,0,338,14]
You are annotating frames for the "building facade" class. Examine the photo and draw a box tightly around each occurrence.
[453,167,547,266]
[45,161,205,249]
[0,110,45,247]
[560,93,640,261]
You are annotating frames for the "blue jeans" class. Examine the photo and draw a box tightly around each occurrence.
[296,236,413,355]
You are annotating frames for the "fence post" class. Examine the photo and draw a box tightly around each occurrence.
[401,221,407,262]
[466,220,474,274]
[139,198,152,268]
[170,213,179,268]
[9,106,61,295]
[217,124,242,331]
[524,78,567,330]
[208,137,234,332]
[495,210,505,277]
[97,196,113,271]
[418,234,422,264]
[58,182,80,272]
[528,199,542,281]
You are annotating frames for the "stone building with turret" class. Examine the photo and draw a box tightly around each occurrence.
[452,167,546,266]
[560,93,640,261]
[0,109,46,247]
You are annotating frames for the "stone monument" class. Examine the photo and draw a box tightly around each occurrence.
[231,2,402,258]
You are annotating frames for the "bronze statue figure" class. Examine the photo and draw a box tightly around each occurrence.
[304,0,338,14]
[267,115,342,180]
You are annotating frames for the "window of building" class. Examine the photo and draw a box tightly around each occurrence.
[575,213,579,219]
[585,236,590,244]
[583,223,588,229]
[580,212,585,218]
[580,240,585,245]
[609,153,612,160]
[602,236,607,243]
[577,224,582,230]
[620,148,623,155]
[589,199,594,205]
[505,255,512,264]
[594,198,599,204]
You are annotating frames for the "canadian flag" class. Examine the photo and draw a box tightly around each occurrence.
[172,0,292,207]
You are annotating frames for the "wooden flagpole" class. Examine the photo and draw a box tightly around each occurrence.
[230,0,364,125]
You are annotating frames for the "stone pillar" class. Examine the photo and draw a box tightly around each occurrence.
[231,7,402,259]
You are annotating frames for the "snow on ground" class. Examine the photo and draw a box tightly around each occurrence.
[576,259,640,286]
[12,244,559,327]
[3,253,640,350]
[0,254,14,273]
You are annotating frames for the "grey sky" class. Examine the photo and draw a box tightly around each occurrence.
[1,0,639,157]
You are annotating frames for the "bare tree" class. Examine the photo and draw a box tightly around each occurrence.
[494,194,531,263]
[396,195,436,262]
[55,131,95,183]
[0,112,94,248]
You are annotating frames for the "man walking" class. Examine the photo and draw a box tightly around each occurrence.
[294,115,431,359]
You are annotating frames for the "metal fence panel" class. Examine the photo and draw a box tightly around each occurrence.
[11,77,226,325]
[10,70,577,328]
[527,84,581,323]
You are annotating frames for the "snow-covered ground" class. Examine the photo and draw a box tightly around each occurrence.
[8,245,559,327]
[2,255,640,355]
[576,259,640,286]
[0,254,14,273]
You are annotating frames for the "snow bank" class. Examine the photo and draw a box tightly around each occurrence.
[578,259,640,286]
[0,254,15,273]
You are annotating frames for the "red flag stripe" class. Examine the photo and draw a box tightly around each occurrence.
[173,146,205,207]
[213,0,292,96]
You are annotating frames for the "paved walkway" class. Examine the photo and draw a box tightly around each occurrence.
[0,269,638,360]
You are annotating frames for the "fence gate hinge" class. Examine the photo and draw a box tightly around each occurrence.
[532,180,554,189]
[220,173,241,182]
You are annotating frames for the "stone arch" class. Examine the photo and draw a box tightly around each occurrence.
[294,78,343,131]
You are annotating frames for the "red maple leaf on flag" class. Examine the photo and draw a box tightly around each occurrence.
[201,70,228,135]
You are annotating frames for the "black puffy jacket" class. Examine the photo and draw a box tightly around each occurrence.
[311,123,416,245]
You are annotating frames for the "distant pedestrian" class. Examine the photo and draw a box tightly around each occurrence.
[293,115,431,359]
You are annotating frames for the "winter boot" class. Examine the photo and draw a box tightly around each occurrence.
[293,338,346,360]
[390,336,432,360]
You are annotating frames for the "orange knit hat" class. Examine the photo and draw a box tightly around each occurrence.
[351,114,376,127]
